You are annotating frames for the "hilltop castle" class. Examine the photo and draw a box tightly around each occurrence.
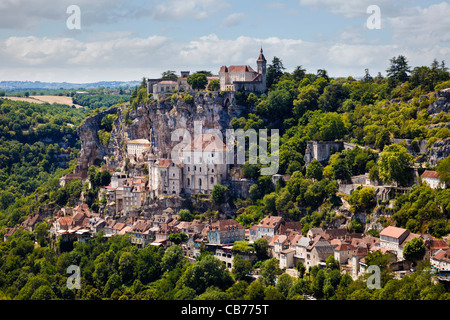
[146,49,267,96]
[219,48,267,93]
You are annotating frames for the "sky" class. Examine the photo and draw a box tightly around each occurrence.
[0,0,449,83]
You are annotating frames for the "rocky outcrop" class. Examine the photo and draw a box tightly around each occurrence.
[74,106,119,178]
[75,92,240,177]
[426,137,450,166]
[428,88,450,117]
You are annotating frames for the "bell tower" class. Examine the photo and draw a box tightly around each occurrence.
[256,48,267,92]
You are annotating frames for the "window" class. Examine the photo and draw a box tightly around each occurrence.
[210,177,214,184]
[199,179,202,187]
[187,178,190,186]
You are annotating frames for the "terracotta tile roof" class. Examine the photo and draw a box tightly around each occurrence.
[222,65,257,73]
[425,238,449,251]
[4,227,17,237]
[380,226,409,239]
[335,242,356,251]
[58,216,73,226]
[211,219,244,231]
[421,170,440,179]
[257,216,283,228]
[183,133,226,152]
[158,159,173,168]
[433,249,450,263]
[400,232,421,247]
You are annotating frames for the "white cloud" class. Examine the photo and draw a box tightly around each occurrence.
[150,0,230,21]
[298,0,405,18]
[0,29,448,83]
[218,13,246,28]
[388,2,450,46]
[0,0,230,30]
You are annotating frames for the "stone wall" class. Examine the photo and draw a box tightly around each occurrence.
[304,141,344,166]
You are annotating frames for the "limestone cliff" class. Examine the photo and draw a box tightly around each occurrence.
[75,92,240,177]
[428,88,450,117]
[74,106,119,178]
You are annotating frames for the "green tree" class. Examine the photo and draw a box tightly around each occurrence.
[276,273,293,298]
[378,144,414,186]
[177,255,233,294]
[436,156,450,187]
[168,233,188,245]
[187,73,208,91]
[306,159,323,181]
[259,258,282,286]
[161,245,185,272]
[387,55,411,82]
[244,279,265,300]
[178,209,194,222]
[253,238,269,260]
[267,56,285,88]
[232,255,253,280]
[211,184,228,205]
[161,70,178,80]
[208,79,220,91]
[403,237,426,265]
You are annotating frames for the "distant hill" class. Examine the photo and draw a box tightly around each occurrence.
[0,80,141,91]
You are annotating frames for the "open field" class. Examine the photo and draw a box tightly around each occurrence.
[3,95,84,108]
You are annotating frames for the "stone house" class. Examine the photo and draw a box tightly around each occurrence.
[431,249,450,271]
[379,226,411,259]
[253,216,284,241]
[207,219,245,245]
[421,170,444,189]
[334,242,357,265]
[127,139,151,160]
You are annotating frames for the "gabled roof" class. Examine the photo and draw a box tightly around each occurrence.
[210,219,244,231]
[421,170,440,179]
[380,226,409,239]
[221,65,257,73]
[257,216,283,229]
[158,159,173,168]
[432,249,450,262]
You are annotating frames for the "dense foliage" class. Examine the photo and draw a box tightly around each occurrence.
[1,230,447,300]
[0,98,86,227]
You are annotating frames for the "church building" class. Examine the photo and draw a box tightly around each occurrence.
[219,49,267,93]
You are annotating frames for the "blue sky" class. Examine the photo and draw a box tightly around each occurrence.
[0,0,449,82]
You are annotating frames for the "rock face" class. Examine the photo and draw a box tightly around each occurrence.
[427,137,450,166]
[428,88,450,117]
[75,92,239,177]
[74,106,119,178]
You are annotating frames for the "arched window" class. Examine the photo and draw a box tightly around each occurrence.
[210,177,214,184]
[187,178,190,186]
[199,178,202,187]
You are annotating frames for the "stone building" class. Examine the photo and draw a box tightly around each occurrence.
[148,132,228,197]
[304,141,344,167]
[219,49,267,93]
[207,219,245,245]
[127,139,151,159]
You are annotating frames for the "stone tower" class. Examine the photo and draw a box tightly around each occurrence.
[256,48,267,92]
